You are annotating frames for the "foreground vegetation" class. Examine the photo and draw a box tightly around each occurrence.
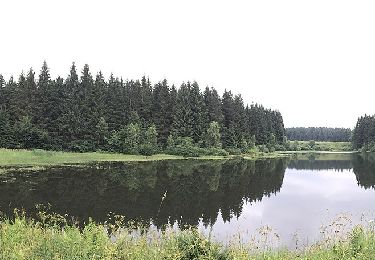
[1,214,374,259]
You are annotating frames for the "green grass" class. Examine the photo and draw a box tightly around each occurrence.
[0,148,289,167]
[1,214,375,259]
[286,141,354,152]
[0,148,187,167]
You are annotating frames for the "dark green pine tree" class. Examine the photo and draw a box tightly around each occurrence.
[233,94,246,147]
[93,71,106,118]
[203,87,223,127]
[172,82,193,139]
[12,72,27,120]
[0,74,4,88]
[4,76,17,125]
[139,76,153,124]
[352,115,375,149]
[0,74,4,105]
[105,74,126,132]
[6,72,34,125]
[59,62,80,150]
[0,74,5,111]
[48,76,65,149]
[36,61,52,130]
[25,69,38,119]
[152,79,172,146]
[0,110,12,148]
[189,81,204,143]
[272,111,285,143]
[127,79,142,120]
[221,90,236,148]
[79,64,98,150]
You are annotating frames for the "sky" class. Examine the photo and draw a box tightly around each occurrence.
[1,0,375,128]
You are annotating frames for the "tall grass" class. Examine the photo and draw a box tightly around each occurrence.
[0,148,287,168]
[0,148,184,167]
[1,213,375,259]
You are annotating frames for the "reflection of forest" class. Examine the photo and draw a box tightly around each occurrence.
[286,159,352,171]
[286,153,375,190]
[286,153,353,171]
[0,159,286,228]
[352,153,375,189]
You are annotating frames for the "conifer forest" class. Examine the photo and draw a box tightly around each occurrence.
[0,62,285,155]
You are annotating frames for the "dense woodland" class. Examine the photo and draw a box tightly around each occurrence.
[352,115,375,151]
[286,127,352,142]
[0,62,285,155]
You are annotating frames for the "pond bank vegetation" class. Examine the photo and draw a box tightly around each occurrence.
[0,143,356,168]
[0,148,289,168]
[0,212,374,259]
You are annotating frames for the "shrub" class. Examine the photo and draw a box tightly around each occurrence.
[173,229,229,260]
[68,140,95,152]
[205,148,229,156]
[139,144,158,156]
[225,147,242,155]
[166,136,206,157]
[258,145,269,153]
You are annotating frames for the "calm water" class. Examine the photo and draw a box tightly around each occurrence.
[1,153,375,247]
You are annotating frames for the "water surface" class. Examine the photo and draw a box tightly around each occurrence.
[1,153,375,247]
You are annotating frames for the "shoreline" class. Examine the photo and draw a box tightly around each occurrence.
[0,148,358,168]
[0,148,286,167]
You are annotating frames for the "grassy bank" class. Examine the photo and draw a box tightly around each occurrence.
[0,148,288,167]
[0,148,183,167]
[1,215,374,259]
[0,142,354,168]
[285,141,353,152]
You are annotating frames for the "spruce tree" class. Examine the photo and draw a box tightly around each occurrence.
[172,82,194,139]
[221,90,236,148]
[152,79,172,145]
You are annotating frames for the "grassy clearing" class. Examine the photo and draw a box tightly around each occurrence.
[0,148,289,167]
[285,141,354,152]
[0,148,185,167]
[1,214,375,259]
[309,141,353,151]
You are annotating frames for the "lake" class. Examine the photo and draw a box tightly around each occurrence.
[1,153,375,248]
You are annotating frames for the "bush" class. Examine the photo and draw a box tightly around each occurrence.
[167,145,205,157]
[68,140,95,152]
[225,147,242,155]
[275,144,286,151]
[165,136,204,157]
[174,229,229,260]
[205,148,229,156]
[258,145,269,153]
[139,144,158,156]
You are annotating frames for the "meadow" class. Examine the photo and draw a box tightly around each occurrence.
[0,148,288,168]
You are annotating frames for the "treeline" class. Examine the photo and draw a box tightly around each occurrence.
[0,62,285,155]
[286,127,351,142]
[352,115,375,151]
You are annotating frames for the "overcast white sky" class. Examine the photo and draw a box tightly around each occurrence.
[1,0,375,128]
